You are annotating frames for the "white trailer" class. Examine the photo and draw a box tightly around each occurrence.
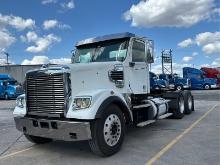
[14,33,194,156]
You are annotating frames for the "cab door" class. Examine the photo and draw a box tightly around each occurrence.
[127,39,149,94]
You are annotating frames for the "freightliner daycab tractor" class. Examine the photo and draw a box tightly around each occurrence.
[13,33,194,156]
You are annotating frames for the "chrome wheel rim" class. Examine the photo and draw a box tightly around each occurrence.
[179,97,184,113]
[177,86,182,90]
[103,114,121,147]
[205,85,209,89]
[188,95,192,110]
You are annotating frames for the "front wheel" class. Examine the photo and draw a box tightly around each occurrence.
[89,104,125,157]
[175,85,183,91]
[204,84,210,90]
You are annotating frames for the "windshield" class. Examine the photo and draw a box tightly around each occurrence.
[73,39,129,63]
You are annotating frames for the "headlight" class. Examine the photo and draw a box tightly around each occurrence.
[16,96,25,108]
[73,97,91,109]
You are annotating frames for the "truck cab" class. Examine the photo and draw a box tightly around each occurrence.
[159,73,190,90]
[13,33,194,156]
[183,67,218,90]
[149,72,168,91]
[0,74,23,99]
[201,67,220,85]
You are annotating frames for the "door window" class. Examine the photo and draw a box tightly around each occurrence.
[132,40,145,62]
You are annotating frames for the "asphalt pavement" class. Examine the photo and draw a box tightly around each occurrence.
[0,90,219,165]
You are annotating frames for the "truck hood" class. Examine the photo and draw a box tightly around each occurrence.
[204,78,217,84]
[67,62,122,96]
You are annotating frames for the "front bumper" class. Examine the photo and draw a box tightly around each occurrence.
[14,117,91,141]
[211,84,219,89]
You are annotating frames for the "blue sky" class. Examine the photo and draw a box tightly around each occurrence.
[0,0,219,74]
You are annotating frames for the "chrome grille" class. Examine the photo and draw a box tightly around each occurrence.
[26,73,65,116]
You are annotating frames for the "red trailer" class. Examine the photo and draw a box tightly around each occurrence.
[201,67,220,84]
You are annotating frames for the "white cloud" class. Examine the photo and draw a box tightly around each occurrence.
[43,19,71,30]
[178,38,194,48]
[21,56,71,65]
[195,31,220,46]
[60,0,74,10]
[182,56,193,62]
[124,0,217,28]
[21,31,61,53]
[211,58,220,67]
[0,29,16,51]
[192,52,198,56]
[0,13,35,30]
[43,20,58,30]
[202,42,220,54]
[178,31,220,55]
[41,0,57,5]
[21,56,49,65]
[151,63,193,76]
[26,34,61,53]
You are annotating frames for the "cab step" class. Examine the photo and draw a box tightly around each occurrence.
[136,120,155,127]
[158,113,173,119]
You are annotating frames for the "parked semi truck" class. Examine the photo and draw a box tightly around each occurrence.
[13,33,194,156]
[201,67,220,85]
[183,67,218,90]
[159,73,190,90]
[0,74,23,99]
[149,72,168,91]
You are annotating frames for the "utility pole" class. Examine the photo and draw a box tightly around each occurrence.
[3,51,10,65]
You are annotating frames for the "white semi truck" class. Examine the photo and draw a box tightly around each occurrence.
[14,33,194,156]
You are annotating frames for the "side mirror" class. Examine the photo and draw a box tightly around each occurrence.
[145,40,154,63]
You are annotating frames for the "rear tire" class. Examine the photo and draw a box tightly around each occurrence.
[25,134,52,144]
[184,91,194,114]
[4,93,9,100]
[89,104,125,157]
[163,91,185,119]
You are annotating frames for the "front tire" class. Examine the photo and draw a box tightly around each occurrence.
[25,134,52,144]
[89,104,125,157]
[175,85,183,91]
[204,84,210,90]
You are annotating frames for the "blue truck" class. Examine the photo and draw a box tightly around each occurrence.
[149,72,169,91]
[159,74,190,90]
[0,74,23,99]
[183,67,218,90]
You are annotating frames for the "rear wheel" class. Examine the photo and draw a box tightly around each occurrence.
[184,91,194,114]
[163,91,185,119]
[89,104,125,157]
[25,134,52,144]
[4,93,9,100]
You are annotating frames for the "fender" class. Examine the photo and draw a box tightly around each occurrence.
[66,89,133,121]
[95,96,133,123]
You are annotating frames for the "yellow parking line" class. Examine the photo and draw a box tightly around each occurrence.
[0,146,34,160]
[146,104,218,165]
